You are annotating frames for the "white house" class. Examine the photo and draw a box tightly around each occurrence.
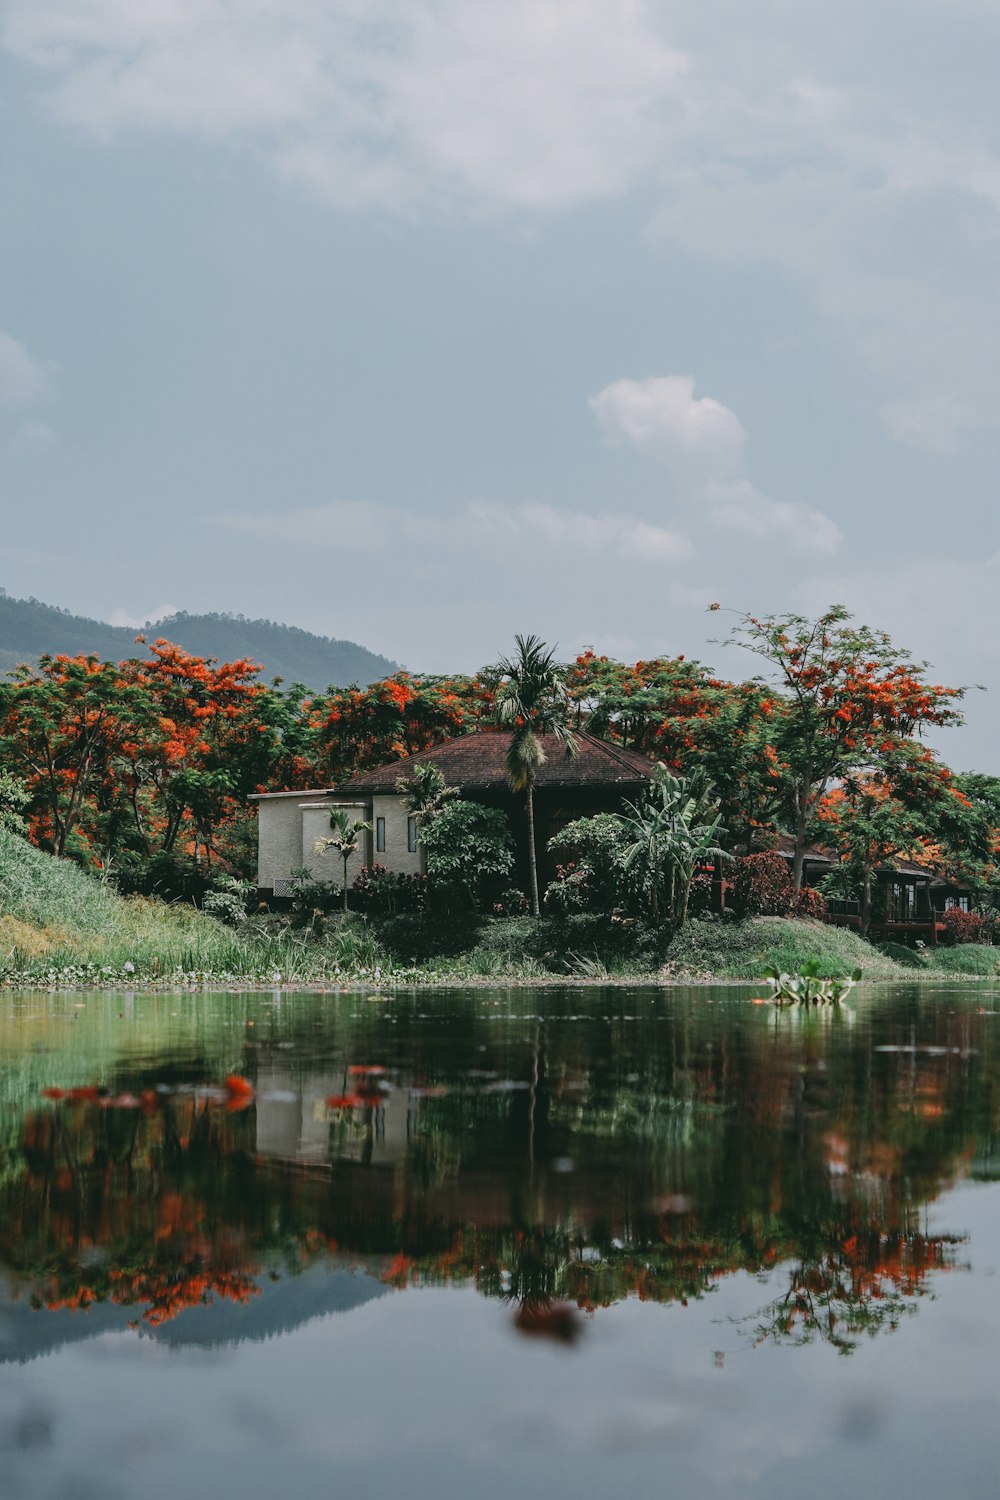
[252,729,653,902]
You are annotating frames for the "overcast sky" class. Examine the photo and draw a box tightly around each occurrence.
[2,1,999,766]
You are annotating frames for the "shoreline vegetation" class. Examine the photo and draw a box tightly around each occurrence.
[3,826,998,992]
[3,611,1000,993]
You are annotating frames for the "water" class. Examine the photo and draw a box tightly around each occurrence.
[0,983,998,1498]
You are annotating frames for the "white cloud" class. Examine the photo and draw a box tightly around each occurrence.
[0,331,47,406]
[708,479,842,555]
[590,374,840,555]
[2,0,686,212]
[589,375,746,485]
[211,495,691,566]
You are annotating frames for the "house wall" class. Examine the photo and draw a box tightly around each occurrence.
[257,796,307,897]
[301,802,372,890]
[370,794,423,876]
[256,795,374,898]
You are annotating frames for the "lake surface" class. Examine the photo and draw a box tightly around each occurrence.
[1,983,998,1499]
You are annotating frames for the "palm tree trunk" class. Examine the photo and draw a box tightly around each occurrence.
[860,865,872,939]
[342,856,350,913]
[526,779,540,917]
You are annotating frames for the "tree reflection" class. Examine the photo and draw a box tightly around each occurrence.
[0,992,995,1349]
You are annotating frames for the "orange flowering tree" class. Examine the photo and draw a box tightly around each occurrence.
[565,651,784,848]
[114,640,285,882]
[0,654,159,858]
[723,604,966,888]
[815,745,984,935]
[312,671,494,784]
[0,641,289,887]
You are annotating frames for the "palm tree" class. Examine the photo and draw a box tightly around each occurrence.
[314,809,372,913]
[494,634,577,916]
[395,762,458,829]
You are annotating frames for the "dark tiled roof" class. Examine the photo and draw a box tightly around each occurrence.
[337,730,654,795]
[771,834,836,865]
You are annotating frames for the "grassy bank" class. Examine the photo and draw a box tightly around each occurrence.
[0,828,388,987]
[663,917,905,981]
[2,829,998,988]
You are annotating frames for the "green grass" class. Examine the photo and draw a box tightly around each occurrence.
[664,916,906,981]
[876,941,932,970]
[926,944,1000,976]
[0,827,395,986]
[4,829,998,988]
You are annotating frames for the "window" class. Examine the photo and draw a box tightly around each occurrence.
[407,815,417,854]
[376,817,385,853]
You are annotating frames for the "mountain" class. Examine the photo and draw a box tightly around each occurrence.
[0,590,397,689]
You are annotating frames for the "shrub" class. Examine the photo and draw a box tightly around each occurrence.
[544,861,591,914]
[878,941,931,969]
[731,853,796,918]
[492,886,529,917]
[419,800,515,909]
[929,944,1000,975]
[795,886,828,920]
[686,869,715,917]
[940,907,990,945]
[286,867,342,918]
[665,915,903,981]
[352,863,427,915]
[546,814,633,914]
[202,875,253,927]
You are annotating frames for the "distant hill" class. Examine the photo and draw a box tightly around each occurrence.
[0,590,397,689]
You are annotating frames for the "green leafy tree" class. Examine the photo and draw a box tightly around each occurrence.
[492,635,577,916]
[314,809,372,912]
[418,799,515,909]
[0,771,28,835]
[546,813,634,914]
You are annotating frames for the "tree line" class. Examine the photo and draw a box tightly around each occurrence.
[0,605,996,923]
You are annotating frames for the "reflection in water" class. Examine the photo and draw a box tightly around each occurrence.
[0,987,994,1357]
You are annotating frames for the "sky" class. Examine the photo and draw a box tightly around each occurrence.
[1,0,999,766]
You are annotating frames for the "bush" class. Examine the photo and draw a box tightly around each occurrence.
[352,863,427,916]
[731,853,796,918]
[286,867,341,918]
[110,849,213,904]
[686,869,715,917]
[546,814,632,915]
[202,875,253,927]
[795,886,828,920]
[419,800,515,909]
[543,861,591,914]
[940,908,991,945]
[492,886,529,917]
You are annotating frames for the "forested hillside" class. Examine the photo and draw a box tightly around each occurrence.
[0,590,396,687]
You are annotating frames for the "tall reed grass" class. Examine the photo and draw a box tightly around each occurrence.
[0,828,393,986]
